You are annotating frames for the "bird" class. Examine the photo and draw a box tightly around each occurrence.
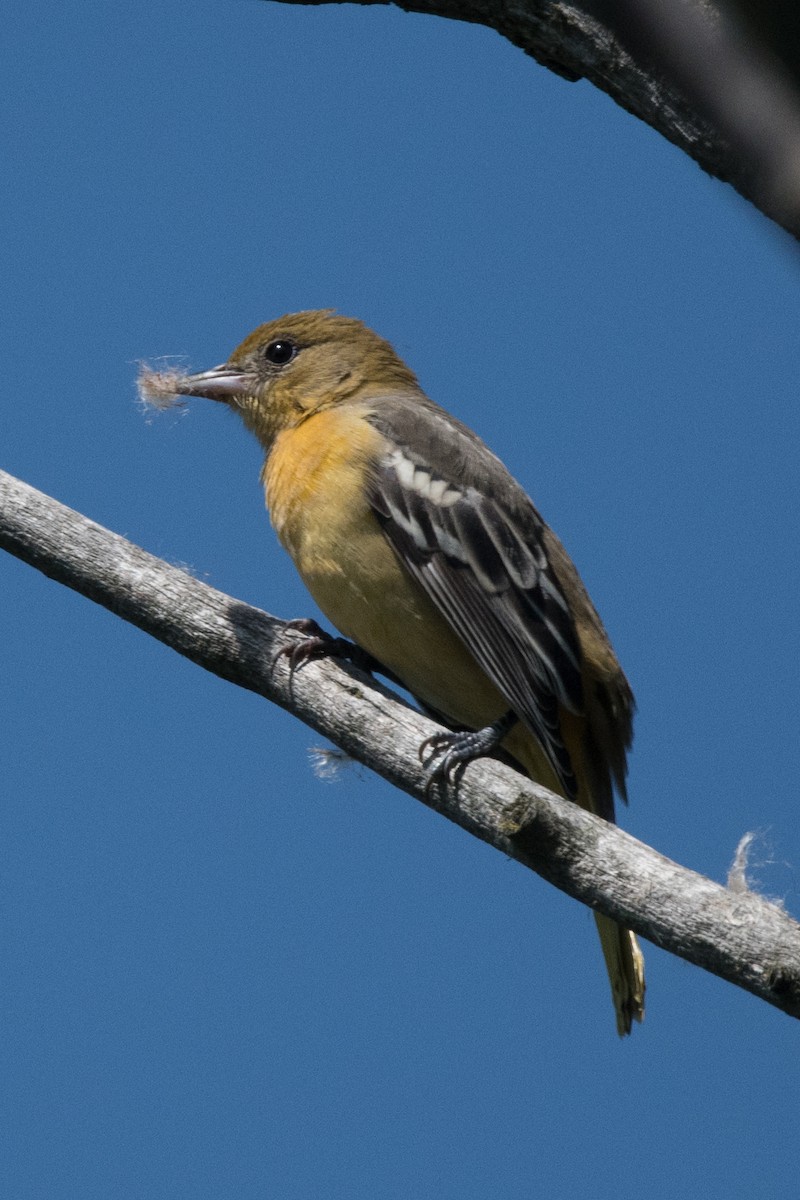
[145,309,645,1034]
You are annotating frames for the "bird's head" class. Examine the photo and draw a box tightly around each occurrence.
[152,310,420,450]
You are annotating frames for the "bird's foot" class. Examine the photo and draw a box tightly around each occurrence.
[420,710,518,794]
[273,618,385,678]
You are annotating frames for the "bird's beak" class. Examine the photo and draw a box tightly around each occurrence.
[174,363,254,403]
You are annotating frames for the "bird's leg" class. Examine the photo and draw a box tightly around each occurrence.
[273,617,392,679]
[420,710,518,791]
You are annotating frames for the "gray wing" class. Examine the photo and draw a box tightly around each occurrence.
[366,398,584,798]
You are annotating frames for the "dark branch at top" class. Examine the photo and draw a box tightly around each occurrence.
[270,0,800,240]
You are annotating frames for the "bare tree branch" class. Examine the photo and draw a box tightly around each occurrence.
[593,0,800,225]
[267,0,800,239]
[2,466,799,1020]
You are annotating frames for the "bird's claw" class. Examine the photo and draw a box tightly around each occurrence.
[419,712,518,796]
[420,729,485,794]
[271,618,334,674]
[272,618,384,679]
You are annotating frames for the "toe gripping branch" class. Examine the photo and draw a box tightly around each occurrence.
[420,710,518,794]
[273,618,393,680]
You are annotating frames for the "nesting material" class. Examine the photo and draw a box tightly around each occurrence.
[137,363,192,410]
[308,745,358,781]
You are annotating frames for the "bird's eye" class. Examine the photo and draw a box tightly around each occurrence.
[264,339,297,365]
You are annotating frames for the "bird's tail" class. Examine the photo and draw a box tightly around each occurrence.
[594,913,645,1036]
[503,722,645,1035]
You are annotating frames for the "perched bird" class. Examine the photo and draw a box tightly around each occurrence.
[142,310,645,1034]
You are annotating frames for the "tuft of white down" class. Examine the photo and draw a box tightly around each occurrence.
[137,363,193,410]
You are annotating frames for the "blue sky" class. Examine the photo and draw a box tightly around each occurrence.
[3,1,800,1196]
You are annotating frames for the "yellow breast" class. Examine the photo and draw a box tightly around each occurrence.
[262,406,505,729]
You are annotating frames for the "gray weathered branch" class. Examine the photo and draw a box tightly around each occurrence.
[267,0,800,239]
[2,465,800,1020]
